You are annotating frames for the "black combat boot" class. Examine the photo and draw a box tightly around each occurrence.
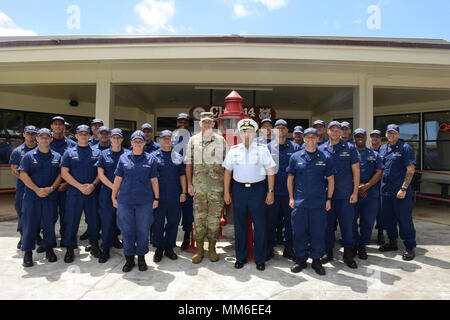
[153,248,164,262]
[64,247,75,263]
[89,240,101,258]
[180,231,190,251]
[320,248,334,264]
[23,251,33,268]
[379,239,398,252]
[312,259,326,276]
[402,247,415,261]
[46,248,57,262]
[99,248,110,263]
[123,255,135,272]
[343,247,358,269]
[290,258,307,273]
[138,255,147,271]
[357,245,368,260]
[164,247,178,260]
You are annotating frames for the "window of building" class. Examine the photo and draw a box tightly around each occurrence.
[284,119,309,132]
[157,117,194,132]
[423,111,450,170]
[374,113,421,166]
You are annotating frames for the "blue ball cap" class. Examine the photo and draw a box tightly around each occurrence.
[313,120,326,127]
[274,119,288,128]
[304,128,319,136]
[328,121,342,129]
[131,130,145,141]
[141,123,153,131]
[24,125,38,133]
[370,129,382,137]
[260,118,272,125]
[177,113,190,121]
[91,118,104,126]
[51,116,65,124]
[76,125,90,134]
[64,121,71,128]
[111,128,123,137]
[386,124,400,134]
[293,126,304,134]
[98,126,111,134]
[341,121,351,129]
[37,128,52,137]
[353,128,367,136]
[160,130,173,138]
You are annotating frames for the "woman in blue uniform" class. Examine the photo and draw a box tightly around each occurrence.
[152,130,187,262]
[18,128,62,267]
[96,128,127,263]
[112,130,160,272]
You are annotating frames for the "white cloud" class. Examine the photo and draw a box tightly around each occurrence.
[0,12,36,36]
[230,0,287,19]
[252,0,288,11]
[126,0,176,34]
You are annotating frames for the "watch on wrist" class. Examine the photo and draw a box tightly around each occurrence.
[154,198,160,201]
[327,197,332,201]
[401,187,407,192]
[50,186,54,192]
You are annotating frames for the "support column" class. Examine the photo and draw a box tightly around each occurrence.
[353,74,374,135]
[95,74,115,128]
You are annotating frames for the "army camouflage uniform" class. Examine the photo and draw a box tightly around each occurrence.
[185,132,227,241]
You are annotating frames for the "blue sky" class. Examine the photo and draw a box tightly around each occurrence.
[0,0,449,40]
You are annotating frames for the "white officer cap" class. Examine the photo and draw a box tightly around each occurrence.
[238,118,259,132]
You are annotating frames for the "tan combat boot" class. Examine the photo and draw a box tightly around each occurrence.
[191,239,204,264]
[208,240,219,262]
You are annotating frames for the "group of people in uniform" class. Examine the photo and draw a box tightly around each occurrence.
[9,111,417,276]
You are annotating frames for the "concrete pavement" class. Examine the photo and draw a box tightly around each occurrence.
[1,218,450,300]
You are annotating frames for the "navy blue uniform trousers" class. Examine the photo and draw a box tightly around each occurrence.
[381,194,416,248]
[353,197,379,246]
[325,199,356,249]
[21,198,57,251]
[232,183,267,264]
[267,195,293,248]
[99,198,120,249]
[153,201,181,248]
[292,207,327,260]
[181,194,194,232]
[63,194,99,248]
[117,202,154,256]
[14,189,24,232]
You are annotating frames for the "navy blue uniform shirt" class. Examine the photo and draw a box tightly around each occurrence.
[95,147,128,201]
[50,136,76,159]
[9,143,36,193]
[61,145,101,196]
[267,140,301,196]
[320,139,359,200]
[153,149,186,203]
[114,152,158,205]
[356,148,384,198]
[18,148,61,201]
[379,141,416,197]
[287,149,335,209]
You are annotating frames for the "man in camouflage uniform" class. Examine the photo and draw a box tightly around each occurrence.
[185,112,227,264]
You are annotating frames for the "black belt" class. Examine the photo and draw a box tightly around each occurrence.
[233,180,266,188]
